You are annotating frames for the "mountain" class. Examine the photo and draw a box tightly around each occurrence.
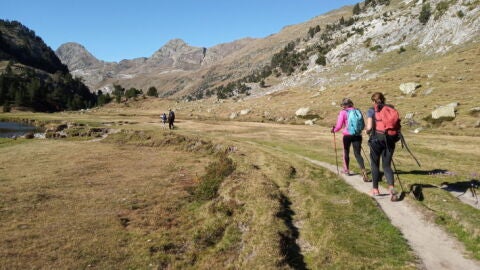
[55,37,256,93]
[0,20,68,74]
[0,19,97,112]
[56,0,479,100]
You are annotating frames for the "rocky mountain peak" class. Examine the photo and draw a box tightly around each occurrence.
[146,39,206,70]
[151,38,204,59]
[56,42,102,70]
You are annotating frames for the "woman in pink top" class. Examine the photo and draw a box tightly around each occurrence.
[331,98,369,181]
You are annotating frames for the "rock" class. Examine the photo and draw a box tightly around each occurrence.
[399,82,421,95]
[295,107,310,116]
[445,102,459,108]
[423,88,434,95]
[432,105,456,119]
[240,109,250,115]
[469,107,480,113]
[229,112,238,119]
[414,127,423,134]
[475,120,480,128]
[305,119,317,126]
[23,132,34,139]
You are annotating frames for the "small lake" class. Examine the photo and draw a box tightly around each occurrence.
[0,121,40,138]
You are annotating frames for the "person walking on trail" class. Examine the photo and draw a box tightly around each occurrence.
[161,113,167,129]
[365,92,401,201]
[167,108,175,130]
[331,98,369,182]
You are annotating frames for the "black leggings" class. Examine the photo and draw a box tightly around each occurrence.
[369,136,396,188]
[342,135,365,172]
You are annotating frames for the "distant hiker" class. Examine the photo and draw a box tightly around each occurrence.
[366,92,401,201]
[161,113,167,129]
[168,108,175,130]
[331,98,369,181]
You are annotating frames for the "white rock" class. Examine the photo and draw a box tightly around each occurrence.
[240,109,250,115]
[305,120,316,126]
[295,107,310,116]
[399,82,421,95]
[432,106,455,119]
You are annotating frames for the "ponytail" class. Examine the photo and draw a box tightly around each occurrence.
[371,92,385,105]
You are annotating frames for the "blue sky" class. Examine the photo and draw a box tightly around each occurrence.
[1,0,359,62]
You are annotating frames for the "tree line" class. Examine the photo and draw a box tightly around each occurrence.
[1,62,96,112]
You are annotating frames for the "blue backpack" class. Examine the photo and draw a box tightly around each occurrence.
[346,109,364,135]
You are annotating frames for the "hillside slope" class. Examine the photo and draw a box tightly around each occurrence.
[56,0,479,102]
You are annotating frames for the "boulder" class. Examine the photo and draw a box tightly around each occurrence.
[432,105,456,119]
[305,119,317,126]
[399,82,421,95]
[295,107,310,117]
[240,109,251,115]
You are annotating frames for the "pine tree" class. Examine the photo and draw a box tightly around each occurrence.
[353,3,361,15]
[419,3,431,24]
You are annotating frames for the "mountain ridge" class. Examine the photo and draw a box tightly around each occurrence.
[55,0,479,100]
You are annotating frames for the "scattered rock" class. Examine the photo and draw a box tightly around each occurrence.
[432,105,456,119]
[399,82,421,95]
[469,107,480,117]
[305,119,316,126]
[295,107,310,117]
[240,109,251,115]
[423,88,434,96]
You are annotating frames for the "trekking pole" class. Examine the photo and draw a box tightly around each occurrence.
[361,145,371,169]
[399,133,421,167]
[391,158,405,194]
[332,127,340,175]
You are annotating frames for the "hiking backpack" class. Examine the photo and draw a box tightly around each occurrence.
[374,104,401,136]
[346,109,365,136]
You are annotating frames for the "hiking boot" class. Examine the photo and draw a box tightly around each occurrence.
[361,169,371,182]
[372,188,380,196]
[390,187,399,202]
[341,169,351,176]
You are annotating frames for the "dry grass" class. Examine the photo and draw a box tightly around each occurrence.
[0,135,212,269]
[0,116,419,269]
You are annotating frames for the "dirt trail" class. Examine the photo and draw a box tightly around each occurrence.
[301,157,480,270]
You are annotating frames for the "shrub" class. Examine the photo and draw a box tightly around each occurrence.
[370,45,382,52]
[456,10,465,18]
[194,152,235,201]
[435,1,451,19]
[2,102,11,112]
[316,54,326,66]
[419,3,432,24]
[146,86,158,97]
[398,46,406,54]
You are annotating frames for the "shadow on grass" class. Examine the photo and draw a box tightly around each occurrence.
[394,168,450,175]
[277,193,308,270]
[440,179,479,197]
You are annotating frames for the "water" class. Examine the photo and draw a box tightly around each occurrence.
[0,121,39,138]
